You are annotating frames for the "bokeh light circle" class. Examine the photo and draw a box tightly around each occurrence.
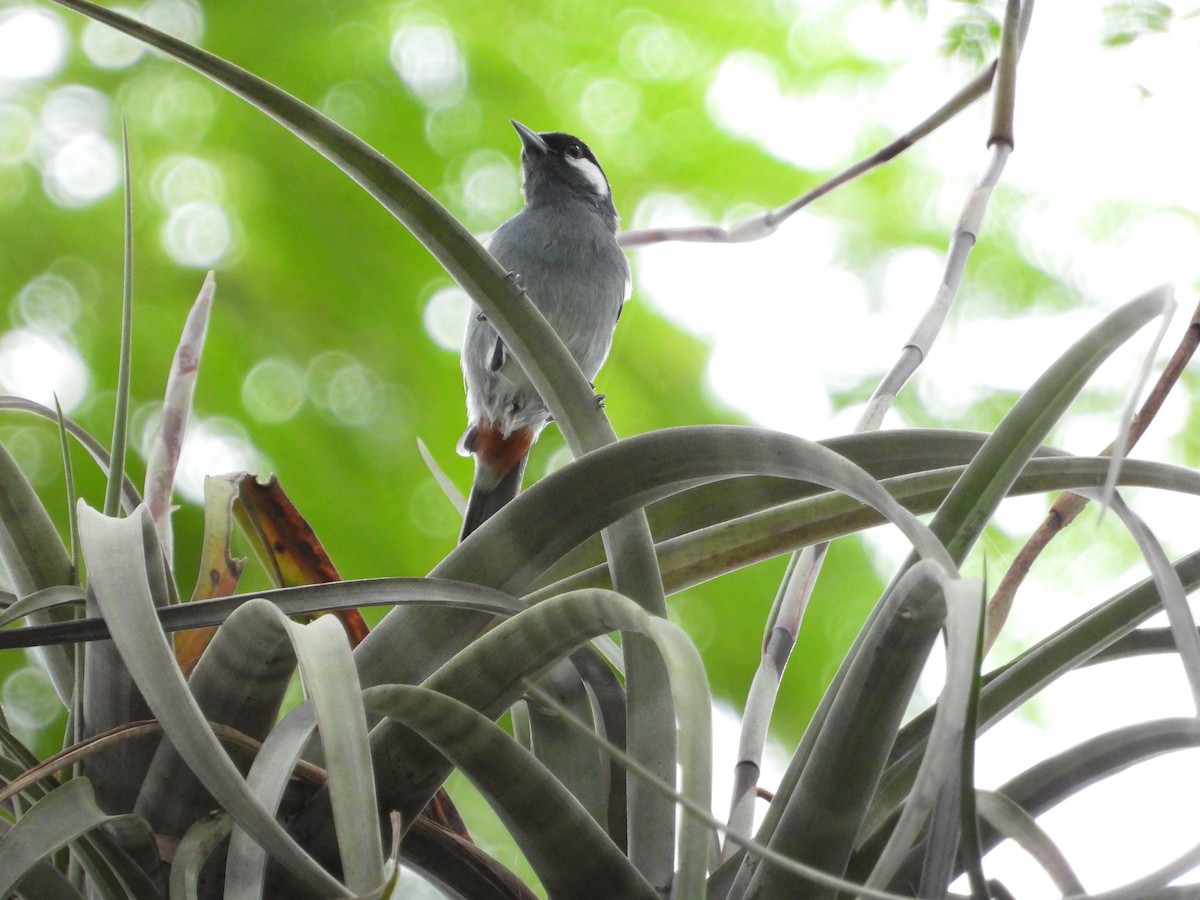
[81,11,145,69]
[422,285,470,351]
[2,666,61,730]
[0,327,89,411]
[162,200,233,267]
[389,21,467,108]
[0,7,67,80]
[14,272,81,333]
[242,357,306,424]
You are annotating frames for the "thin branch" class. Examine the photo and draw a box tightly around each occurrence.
[0,719,326,807]
[620,2,1041,252]
[723,0,1034,855]
[860,139,1011,429]
[619,59,1001,249]
[984,294,1200,653]
[989,0,1022,149]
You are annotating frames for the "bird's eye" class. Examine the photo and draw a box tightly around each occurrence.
[567,143,583,158]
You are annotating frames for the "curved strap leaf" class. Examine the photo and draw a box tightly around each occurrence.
[0,396,142,510]
[0,438,76,699]
[363,684,658,900]
[532,455,1200,601]
[872,551,1200,850]
[169,813,233,900]
[0,778,155,900]
[136,600,298,839]
[891,718,1200,895]
[208,598,383,897]
[905,289,1166,570]
[78,503,347,897]
[0,577,524,650]
[731,561,964,898]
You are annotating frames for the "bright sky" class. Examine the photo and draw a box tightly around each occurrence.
[3,0,1200,895]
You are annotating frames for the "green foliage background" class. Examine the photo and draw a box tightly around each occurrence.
[0,0,1108,760]
[7,3,1200,894]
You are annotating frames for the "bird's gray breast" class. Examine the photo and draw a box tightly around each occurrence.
[461,202,628,434]
[485,204,628,381]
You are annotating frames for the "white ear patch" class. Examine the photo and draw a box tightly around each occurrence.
[567,155,610,197]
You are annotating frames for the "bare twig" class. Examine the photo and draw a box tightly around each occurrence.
[865,1,1028,427]
[859,142,1011,428]
[620,59,1001,249]
[984,293,1200,653]
[723,0,1033,854]
[989,0,1023,150]
[0,718,326,807]
[618,0,1040,251]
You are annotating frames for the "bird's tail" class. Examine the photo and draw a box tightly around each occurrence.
[460,453,529,540]
[459,422,535,541]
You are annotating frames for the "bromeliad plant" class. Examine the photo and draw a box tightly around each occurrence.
[4,1,1200,898]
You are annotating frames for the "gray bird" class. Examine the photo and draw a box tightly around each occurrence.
[458,120,629,540]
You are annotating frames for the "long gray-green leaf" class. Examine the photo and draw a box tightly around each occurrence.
[864,578,982,890]
[80,506,158,815]
[914,288,1166,568]
[975,790,1085,896]
[0,439,75,699]
[104,121,133,520]
[169,814,234,900]
[0,778,119,898]
[434,426,954,596]
[77,502,347,896]
[198,603,384,895]
[136,599,299,839]
[285,612,383,892]
[364,684,657,900]
[531,454,1200,601]
[0,396,141,510]
[225,703,318,897]
[733,560,952,899]
[0,585,85,629]
[880,547,1200,827]
[0,576,524,650]
[1105,495,1200,711]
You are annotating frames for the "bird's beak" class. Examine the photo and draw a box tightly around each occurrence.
[511,119,548,156]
